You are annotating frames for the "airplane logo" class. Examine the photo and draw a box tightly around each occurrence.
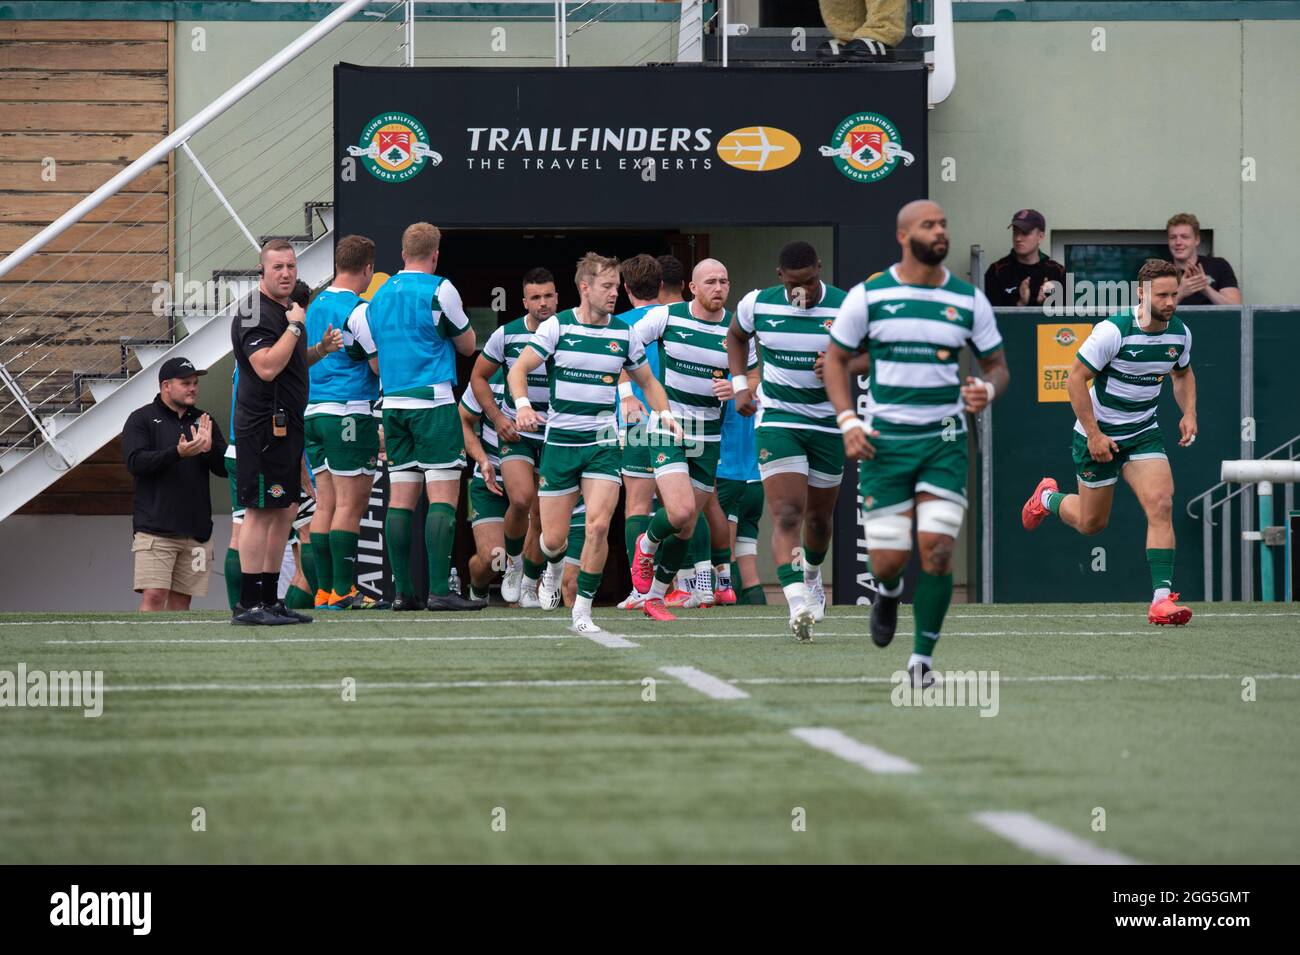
[716,127,803,173]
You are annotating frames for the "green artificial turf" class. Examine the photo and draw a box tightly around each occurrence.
[0,603,1296,863]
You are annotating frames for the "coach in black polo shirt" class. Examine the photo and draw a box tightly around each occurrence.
[983,209,1066,307]
[122,356,227,611]
[229,239,342,626]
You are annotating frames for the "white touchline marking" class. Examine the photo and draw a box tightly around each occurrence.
[582,630,639,648]
[973,811,1137,865]
[789,727,918,775]
[660,666,750,700]
[48,634,580,646]
[89,672,1300,695]
[103,678,644,693]
[4,609,1296,627]
[735,673,1300,685]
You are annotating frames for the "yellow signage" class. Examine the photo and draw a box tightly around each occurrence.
[716,127,802,172]
[1037,323,1091,402]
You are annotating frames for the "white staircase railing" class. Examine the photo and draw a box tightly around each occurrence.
[0,0,390,521]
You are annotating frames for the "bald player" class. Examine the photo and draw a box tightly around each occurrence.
[626,258,749,621]
[825,200,1010,688]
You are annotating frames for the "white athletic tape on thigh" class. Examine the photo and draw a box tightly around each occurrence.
[733,540,758,557]
[865,512,913,551]
[425,468,461,482]
[916,498,965,538]
[389,471,425,484]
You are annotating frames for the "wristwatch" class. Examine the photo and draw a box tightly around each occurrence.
[286,322,303,338]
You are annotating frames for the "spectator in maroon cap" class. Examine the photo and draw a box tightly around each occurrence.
[983,209,1066,307]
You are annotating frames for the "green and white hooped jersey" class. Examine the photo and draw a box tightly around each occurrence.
[482,315,550,442]
[526,308,646,447]
[735,281,848,433]
[458,371,504,468]
[633,300,752,442]
[831,266,1003,440]
[1074,307,1192,441]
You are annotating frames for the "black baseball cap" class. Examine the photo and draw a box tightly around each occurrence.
[158,357,207,382]
[1009,209,1046,232]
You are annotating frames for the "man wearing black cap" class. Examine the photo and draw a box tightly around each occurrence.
[122,357,228,611]
[983,209,1066,308]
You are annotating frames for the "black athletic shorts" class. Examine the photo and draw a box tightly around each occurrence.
[235,421,303,510]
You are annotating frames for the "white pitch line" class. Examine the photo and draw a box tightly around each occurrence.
[69,671,1300,696]
[581,630,639,649]
[48,633,577,646]
[660,665,750,700]
[103,678,643,693]
[973,811,1137,865]
[5,609,1297,627]
[790,727,919,774]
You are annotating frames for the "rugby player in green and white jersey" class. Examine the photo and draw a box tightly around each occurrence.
[508,253,679,635]
[726,241,858,641]
[626,258,749,621]
[1021,258,1197,627]
[468,267,557,607]
[825,201,1010,689]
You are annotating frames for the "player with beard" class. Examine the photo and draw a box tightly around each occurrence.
[826,200,1010,688]
[1021,258,1196,627]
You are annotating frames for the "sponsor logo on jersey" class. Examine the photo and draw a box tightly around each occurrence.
[820,112,913,184]
[935,348,952,361]
[882,303,906,314]
[716,126,802,172]
[1124,347,1143,357]
[1054,327,1078,346]
[602,375,615,385]
[712,368,726,378]
[350,112,440,183]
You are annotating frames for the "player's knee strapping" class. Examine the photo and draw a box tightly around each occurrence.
[916,498,965,539]
[864,511,912,552]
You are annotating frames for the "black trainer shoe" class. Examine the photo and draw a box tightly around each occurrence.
[426,593,487,612]
[909,661,937,689]
[391,594,421,612]
[265,601,312,624]
[841,38,894,61]
[351,594,391,610]
[816,39,842,60]
[231,603,292,626]
[870,593,899,647]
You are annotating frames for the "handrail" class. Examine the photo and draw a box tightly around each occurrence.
[1187,433,1300,522]
[0,0,371,283]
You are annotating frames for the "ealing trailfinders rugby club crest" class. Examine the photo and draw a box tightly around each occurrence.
[819,111,913,183]
[348,112,442,183]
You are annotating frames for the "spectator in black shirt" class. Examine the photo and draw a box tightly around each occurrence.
[983,209,1066,307]
[122,356,227,611]
[229,239,342,626]
[1166,212,1242,306]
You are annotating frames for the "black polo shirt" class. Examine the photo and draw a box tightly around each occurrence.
[1178,255,1239,306]
[122,395,228,542]
[230,291,308,437]
[984,252,1067,307]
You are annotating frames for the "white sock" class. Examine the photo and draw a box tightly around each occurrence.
[676,568,693,590]
[648,577,670,600]
[783,581,807,612]
[803,562,823,586]
[1040,488,1055,508]
[716,565,731,590]
[908,652,932,669]
[574,594,593,619]
[695,566,713,593]
[1152,587,1171,603]
[522,572,539,589]
[639,534,659,556]
[545,559,565,584]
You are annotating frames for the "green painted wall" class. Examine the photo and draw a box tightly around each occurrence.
[932,20,1298,305]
